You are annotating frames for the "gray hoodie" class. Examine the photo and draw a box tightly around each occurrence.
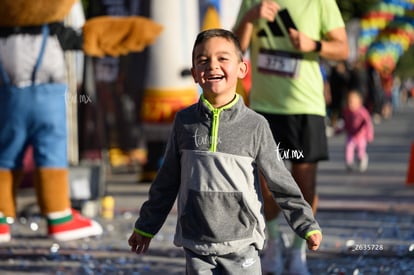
[135,94,320,256]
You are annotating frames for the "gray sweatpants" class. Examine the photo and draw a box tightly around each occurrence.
[184,245,261,275]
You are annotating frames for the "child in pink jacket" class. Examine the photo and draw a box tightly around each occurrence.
[340,90,374,172]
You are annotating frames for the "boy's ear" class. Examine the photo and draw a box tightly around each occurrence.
[238,60,249,79]
[191,67,198,83]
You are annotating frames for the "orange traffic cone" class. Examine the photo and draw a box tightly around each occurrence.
[407,142,414,184]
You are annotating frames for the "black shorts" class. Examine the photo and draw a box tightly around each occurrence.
[259,113,329,163]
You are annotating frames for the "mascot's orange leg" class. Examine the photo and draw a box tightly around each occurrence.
[0,169,23,243]
[1,168,102,242]
[33,168,102,241]
[0,169,24,217]
[33,168,71,215]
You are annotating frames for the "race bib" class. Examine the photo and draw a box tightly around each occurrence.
[257,48,303,78]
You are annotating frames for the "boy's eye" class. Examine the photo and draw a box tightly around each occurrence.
[197,58,209,65]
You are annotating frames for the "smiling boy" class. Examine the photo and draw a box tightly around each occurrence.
[128,28,321,275]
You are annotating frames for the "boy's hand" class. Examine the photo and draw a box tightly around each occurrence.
[306,231,322,251]
[128,231,152,255]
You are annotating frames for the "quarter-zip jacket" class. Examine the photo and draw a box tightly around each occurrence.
[135,94,320,255]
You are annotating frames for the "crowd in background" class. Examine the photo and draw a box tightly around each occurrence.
[323,59,413,136]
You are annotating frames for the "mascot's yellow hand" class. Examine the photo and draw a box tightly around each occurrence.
[82,16,163,57]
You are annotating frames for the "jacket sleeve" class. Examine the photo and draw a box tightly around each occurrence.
[134,118,181,236]
[255,118,321,239]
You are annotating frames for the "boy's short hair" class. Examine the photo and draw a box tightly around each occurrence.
[192,28,244,64]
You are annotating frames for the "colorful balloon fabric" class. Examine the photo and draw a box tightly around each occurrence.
[359,0,414,74]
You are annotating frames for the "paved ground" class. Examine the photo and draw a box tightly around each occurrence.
[1,103,414,274]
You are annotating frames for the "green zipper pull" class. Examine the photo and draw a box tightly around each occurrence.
[210,109,220,152]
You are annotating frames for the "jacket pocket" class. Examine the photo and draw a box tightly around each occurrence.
[180,189,256,243]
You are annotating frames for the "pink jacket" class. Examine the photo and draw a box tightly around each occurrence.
[342,106,374,142]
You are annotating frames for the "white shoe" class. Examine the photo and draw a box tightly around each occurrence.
[325,126,334,137]
[261,238,284,275]
[286,249,310,275]
[359,155,369,172]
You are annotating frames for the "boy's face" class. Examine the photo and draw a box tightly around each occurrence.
[191,37,247,98]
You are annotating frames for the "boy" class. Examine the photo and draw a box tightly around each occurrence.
[128,29,322,274]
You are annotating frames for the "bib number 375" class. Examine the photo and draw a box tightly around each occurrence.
[257,49,302,78]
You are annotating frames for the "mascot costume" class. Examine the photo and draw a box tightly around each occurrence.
[0,0,162,243]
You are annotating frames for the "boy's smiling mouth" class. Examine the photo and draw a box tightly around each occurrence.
[207,75,225,81]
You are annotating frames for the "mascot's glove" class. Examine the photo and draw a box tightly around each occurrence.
[83,16,163,57]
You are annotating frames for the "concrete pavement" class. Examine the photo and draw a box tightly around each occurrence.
[317,103,414,213]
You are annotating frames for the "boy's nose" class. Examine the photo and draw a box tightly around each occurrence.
[209,61,219,69]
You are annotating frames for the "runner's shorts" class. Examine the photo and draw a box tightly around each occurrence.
[258,113,328,163]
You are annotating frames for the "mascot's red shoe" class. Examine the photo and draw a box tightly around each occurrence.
[0,220,11,243]
[48,209,103,242]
